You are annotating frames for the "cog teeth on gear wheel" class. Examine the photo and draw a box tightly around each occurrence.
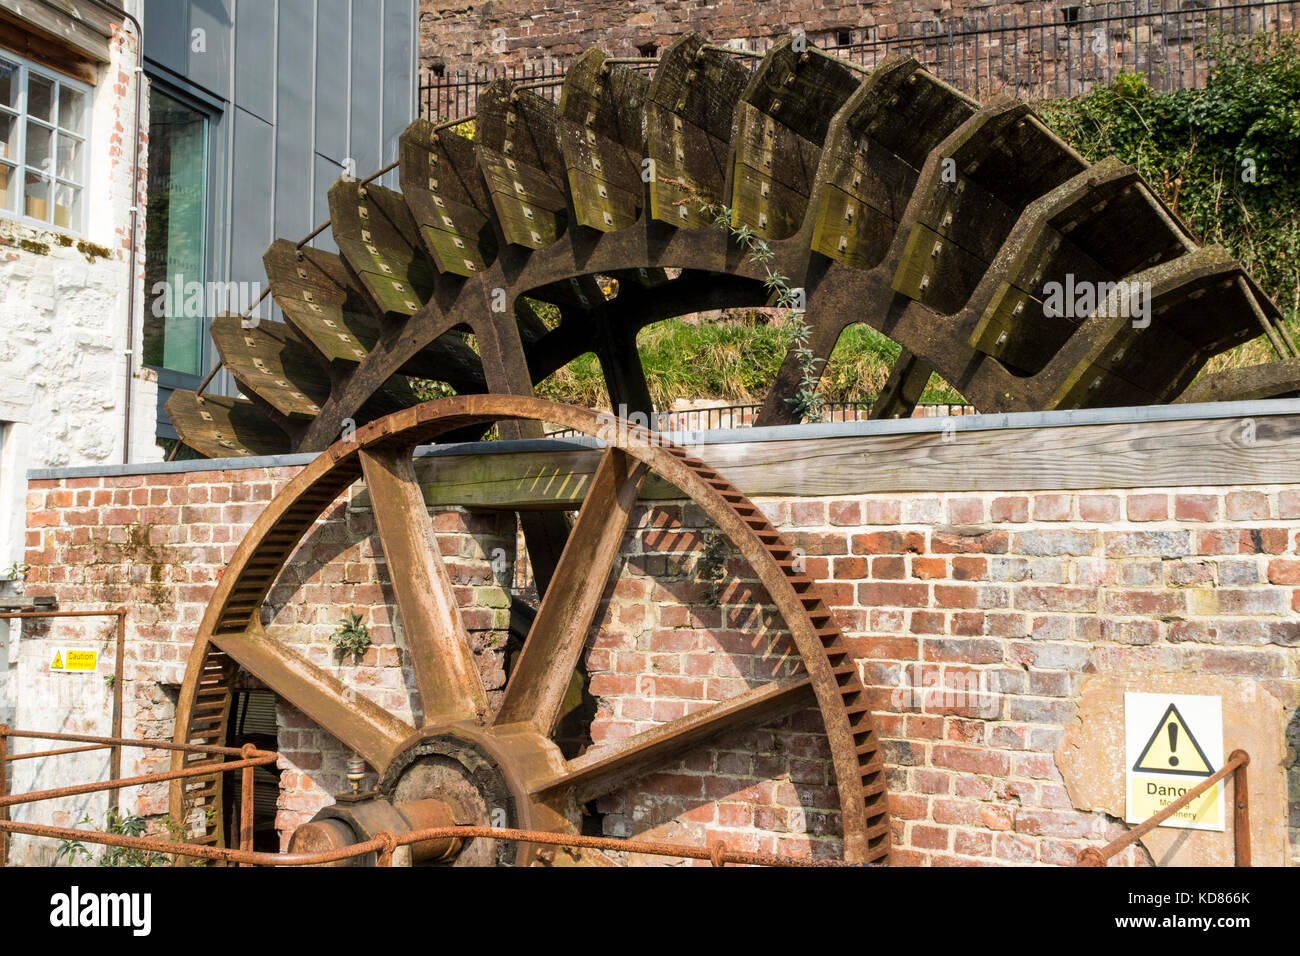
[476,78,569,249]
[400,117,498,277]
[645,32,748,228]
[329,178,437,318]
[165,391,292,459]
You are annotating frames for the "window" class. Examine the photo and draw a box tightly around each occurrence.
[143,88,210,377]
[0,54,89,232]
[1062,6,1083,24]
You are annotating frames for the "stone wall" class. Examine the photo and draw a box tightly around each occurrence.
[0,22,157,733]
[15,434,1300,866]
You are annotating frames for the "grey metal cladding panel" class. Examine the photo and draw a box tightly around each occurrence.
[233,0,275,122]
[381,0,414,188]
[348,0,382,177]
[274,0,314,238]
[188,0,234,100]
[143,0,189,76]
[231,106,275,284]
[314,0,350,162]
[312,152,343,254]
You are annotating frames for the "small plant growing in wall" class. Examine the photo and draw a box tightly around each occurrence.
[0,561,29,595]
[694,531,730,607]
[329,610,372,661]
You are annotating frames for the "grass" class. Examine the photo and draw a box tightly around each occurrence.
[532,313,963,411]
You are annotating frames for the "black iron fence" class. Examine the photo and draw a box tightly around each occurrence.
[542,400,975,438]
[419,0,1298,119]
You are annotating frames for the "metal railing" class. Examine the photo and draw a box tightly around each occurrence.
[543,400,975,438]
[1076,748,1251,866]
[0,726,854,867]
[418,0,1299,118]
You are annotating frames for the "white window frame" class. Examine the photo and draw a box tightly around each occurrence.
[0,51,93,235]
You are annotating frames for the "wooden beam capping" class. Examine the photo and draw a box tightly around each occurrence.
[346,406,1300,509]
[0,0,117,75]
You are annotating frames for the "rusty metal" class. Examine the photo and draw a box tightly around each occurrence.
[1076,749,1250,867]
[0,724,7,866]
[3,743,112,761]
[0,815,864,868]
[1231,748,1251,867]
[171,396,891,865]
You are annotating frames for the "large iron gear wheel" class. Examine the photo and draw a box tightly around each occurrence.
[169,396,891,865]
[165,32,1297,467]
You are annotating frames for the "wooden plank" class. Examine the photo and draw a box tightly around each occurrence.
[210,315,330,419]
[558,49,649,233]
[645,32,748,228]
[165,392,292,459]
[400,118,498,277]
[348,411,1300,505]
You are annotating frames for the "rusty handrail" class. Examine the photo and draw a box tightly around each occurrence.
[0,726,851,867]
[1077,749,1251,867]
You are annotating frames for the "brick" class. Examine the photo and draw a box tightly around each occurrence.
[1032,494,1072,520]
[930,529,1008,554]
[948,498,986,524]
[1014,530,1094,556]
[871,556,906,579]
[851,531,925,554]
[1225,490,1269,520]
[1173,494,1219,522]
[1267,559,1300,585]
[932,745,1010,776]
[828,501,860,526]
[858,581,930,607]
[911,557,947,579]
[1126,494,1168,521]
[1077,495,1120,522]
[990,496,1029,523]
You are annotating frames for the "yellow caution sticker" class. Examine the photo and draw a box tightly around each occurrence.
[1124,693,1224,832]
[49,647,98,673]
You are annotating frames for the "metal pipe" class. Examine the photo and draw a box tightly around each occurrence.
[0,725,7,867]
[83,0,146,466]
[239,763,254,865]
[2,743,112,762]
[1076,749,1249,866]
[0,754,276,810]
[0,727,266,758]
[1232,749,1251,867]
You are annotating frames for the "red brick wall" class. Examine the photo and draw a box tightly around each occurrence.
[22,467,1300,865]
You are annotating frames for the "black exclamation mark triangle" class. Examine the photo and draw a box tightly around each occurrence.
[1132,703,1214,777]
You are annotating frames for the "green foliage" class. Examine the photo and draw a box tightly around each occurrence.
[329,609,372,660]
[1036,32,1300,363]
[694,531,730,606]
[56,810,172,867]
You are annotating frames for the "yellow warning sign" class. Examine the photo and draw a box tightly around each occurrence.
[49,648,98,672]
[1128,775,1221,828]
[1132,703,1213,776]
[1124,692,1224,831]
